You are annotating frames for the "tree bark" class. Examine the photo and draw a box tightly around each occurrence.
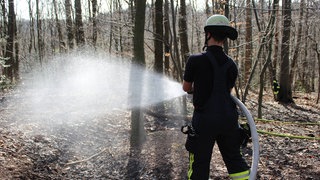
[4,0,15,80]
[278,0,294,103]
[129,0,146,152]
[36,0,43,66]
[179,0,189,69]
[244,0,252,81]
[170,0,182,81]
[258,0,278,118]
[75,0,85,46]
[92,0,97,48]
[132,0,146,65]
[53,0,64,53]
[163,0,170,75]
[290,0,304,90]
[154,0,163,73]
[65,0,74,50]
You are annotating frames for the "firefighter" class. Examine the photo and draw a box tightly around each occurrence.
[273,79,280,95]
[182,14,250,179]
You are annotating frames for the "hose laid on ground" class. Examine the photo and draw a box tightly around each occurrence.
[231,95,259,180]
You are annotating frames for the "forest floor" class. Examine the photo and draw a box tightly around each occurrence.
[0,87,319,180]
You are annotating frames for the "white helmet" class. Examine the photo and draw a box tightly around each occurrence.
[204,14,238,40]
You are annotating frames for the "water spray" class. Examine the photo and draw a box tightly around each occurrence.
[231,95,259,180]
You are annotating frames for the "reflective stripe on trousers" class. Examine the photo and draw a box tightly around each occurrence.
[188,153,194,180]
[229,170,250,180]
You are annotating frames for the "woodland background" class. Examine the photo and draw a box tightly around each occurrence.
[0,0,319,179]
[0,0,319,109]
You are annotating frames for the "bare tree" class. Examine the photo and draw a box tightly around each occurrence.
[278,0,294,103]
[179,0,189,68]
[170,0,182,81]
[65,0,74,49]
[53,0,64,53]
[27,0,36,54]
[244,0,252,81]
[163,0,170,75]
[132,0,146,65]
[36,0,44,66]
[127,1,147,177]
[74,0,85,46]
[257,0,279,118]
[154,0,163,73]
[92,0,97,48]
[3,0,19,82]
[290,0,304,89]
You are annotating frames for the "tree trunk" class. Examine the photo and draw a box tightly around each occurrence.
[258,0,278,118]
[133,0,146,65]
[272,6,280,80]
[163,0,170,75]
[27,0,36,54]
[36,0,43,66]
[1,0,7,57]
[244,0,252,82]
[316,46,320,104]
[129,0,146,152]
[65,0,74,50]
[75,0,85,46]
[92,0,97,48]
[4,0,15,81]
[290,0,304,90]
[154,0,163,73]
[170,0,182,81]
[179,0,189,69]
[278,0,294,103]
[53,0,65,53]
[243,0,278,103]
[223,0,229,52]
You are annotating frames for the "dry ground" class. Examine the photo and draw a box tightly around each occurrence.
[0,89,319,179]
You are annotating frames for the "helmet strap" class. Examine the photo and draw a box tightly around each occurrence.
[203,32,211,51]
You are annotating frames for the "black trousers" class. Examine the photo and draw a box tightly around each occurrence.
[187,112,249,179]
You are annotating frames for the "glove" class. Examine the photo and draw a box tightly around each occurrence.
[181,125,198,153]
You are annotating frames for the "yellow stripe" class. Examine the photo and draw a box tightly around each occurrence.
[187,153,194,180]
[230,170,250,180]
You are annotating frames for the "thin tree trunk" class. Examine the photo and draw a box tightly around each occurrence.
[75,0,85,46]
[109,0,113,53]
[179,0,189,68]
[27,0,36,54]
[92,0,97,48]
[170,0,182,81]
[36,0,43,66]
[117,0,123,54]
[290,0,304,89]
[244,0,252,81]
[224,0,229,52]
[154,0,163,73]
[243,1,278,103]
[258,0,278,118]
[164,0,170,75]
[65,0,74,50]
[1,0,7,57]
[4,0,15,80]
[53,0,64,53]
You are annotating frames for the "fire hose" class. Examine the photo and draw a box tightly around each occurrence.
[231,95,259,180]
